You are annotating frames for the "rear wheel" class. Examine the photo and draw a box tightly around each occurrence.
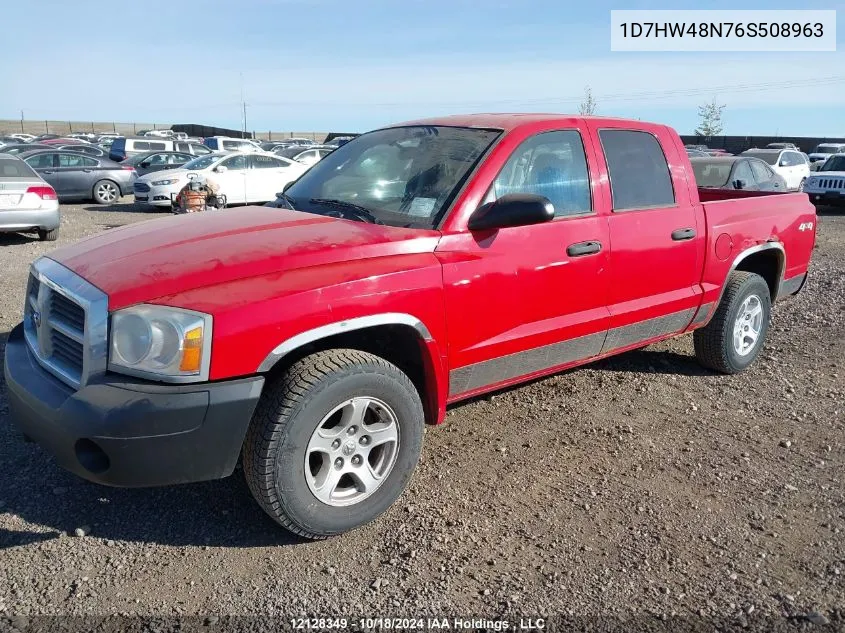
[37,228,59,241]
[243,349,424,539]
[92,179,120,204]
[694,271,771,374]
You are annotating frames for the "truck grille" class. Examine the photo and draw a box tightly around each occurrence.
[818,177,845,190]
[23,258,108,390]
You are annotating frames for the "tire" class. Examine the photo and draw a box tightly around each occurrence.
[694,271,771,374]
[37,228,59,242]
[798,177,806,192]
[92,179,120,205]
[243,349,425,539]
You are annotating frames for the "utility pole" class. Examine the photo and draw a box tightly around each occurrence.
[240,73,248,138]
[20,109,24,133]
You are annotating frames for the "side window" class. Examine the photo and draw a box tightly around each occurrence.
[749,160,771,183]
[222,154,248,170]
[252,155,282,169]
[147,153,168,165]
[176,143,188,152]
[59,154,96,168]
[134,141,150,150]
[733,161,754,185]
[170,153,192,164]
[491,130,591,217]
[599,129,675,210]
[25,153,56,169]
[148,142,167,151]
[191,144,211,155]
[222,140,240,150]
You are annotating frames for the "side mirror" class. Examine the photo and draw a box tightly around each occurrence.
[779,159,788,167]
[214,165,228,173]
[734,179,748,190]
[468,193,555,231]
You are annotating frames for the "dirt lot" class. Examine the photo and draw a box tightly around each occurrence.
[0,201,842,629]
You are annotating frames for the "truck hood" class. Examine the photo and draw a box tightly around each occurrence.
[810,170,845,178]
[47,207,441,310]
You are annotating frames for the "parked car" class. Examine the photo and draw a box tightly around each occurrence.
[273,145,334,166]
[133,152,307,208]
[40,138,87,146]
[691,156,787,191]
[56,144,107,158]
[686,149,709,158]
[741,148,810,191]
[0,154,60,241]
[202,136,264,153]
[705,149,732,156]
[4,114,816,540]
[766,142,799,150]
[109,137,211,162]
[0,143,54,155]
[144,130,175,138]
[31,134,61,142]
[9,133,36,143]
[684,143,708,151]
[808,143,845,164]
[19,149,136,204]
[0,136,25,146]
[322,136,355,147]
[123,151,195,177]
[803,154,845,207]
[276,137,315,147]
[260,141,290,152]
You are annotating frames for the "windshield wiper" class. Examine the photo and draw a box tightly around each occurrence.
[309,198,383,225]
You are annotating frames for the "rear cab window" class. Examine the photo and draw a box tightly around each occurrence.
[599,129,675,210]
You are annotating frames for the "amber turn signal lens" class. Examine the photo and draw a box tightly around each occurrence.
[179,327,203,372]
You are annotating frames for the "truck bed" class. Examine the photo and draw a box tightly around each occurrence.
[697,187,797,202]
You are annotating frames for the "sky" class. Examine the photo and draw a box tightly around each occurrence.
[2,0,843,136]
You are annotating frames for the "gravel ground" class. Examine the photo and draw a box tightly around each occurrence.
[0,201,842,630]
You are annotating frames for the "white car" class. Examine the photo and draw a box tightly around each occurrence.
[808,143,845,164]
[803,154,845,207]
[0,154,60,241]
[202,136,265,153]
[9,133,36,143]
[741,148,810,191]
[133,152,307,208]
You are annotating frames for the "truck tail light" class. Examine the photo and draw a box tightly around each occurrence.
[26,185,57,200]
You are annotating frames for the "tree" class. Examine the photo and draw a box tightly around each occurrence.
[578,86,597,116]
[695,98,726,137]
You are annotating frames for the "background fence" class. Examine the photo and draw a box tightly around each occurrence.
[0,120,335,142]
[680,135,845,154]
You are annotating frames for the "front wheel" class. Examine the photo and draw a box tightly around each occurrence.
[798,177,806,192]
[242,349,424,539]
[694,271,771,374]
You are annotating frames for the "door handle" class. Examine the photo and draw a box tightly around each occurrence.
[671,228,696,241]
[43,170,54,174]
[83,169,93,173]
[566,240,602,257]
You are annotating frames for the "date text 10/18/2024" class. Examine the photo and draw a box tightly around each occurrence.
[290,618,547,631]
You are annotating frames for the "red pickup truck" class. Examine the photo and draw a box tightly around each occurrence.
[5,115,816,539]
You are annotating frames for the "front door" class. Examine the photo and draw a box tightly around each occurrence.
[585,123,705,354]
[437,127,611,399]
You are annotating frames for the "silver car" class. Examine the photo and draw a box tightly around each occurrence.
[0,155,60,241]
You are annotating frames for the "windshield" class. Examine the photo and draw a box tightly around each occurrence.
[742,150,778,165]
[182,154,220,170]
[283,125,501,228]
[814,144,845,154]
[821,156,845,171]
[691,159,732,187]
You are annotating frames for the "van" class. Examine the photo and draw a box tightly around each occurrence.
[202,136,263,153]
[109,137,212,162]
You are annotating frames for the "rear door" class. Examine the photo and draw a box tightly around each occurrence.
[586,123,705,354]
[56,153,99,198]
[247,154,290,202]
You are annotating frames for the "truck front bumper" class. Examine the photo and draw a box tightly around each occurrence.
[3,324,264,487]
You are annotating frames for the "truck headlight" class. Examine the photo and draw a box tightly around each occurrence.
[151,178,179,186]
[109,305,212,382]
